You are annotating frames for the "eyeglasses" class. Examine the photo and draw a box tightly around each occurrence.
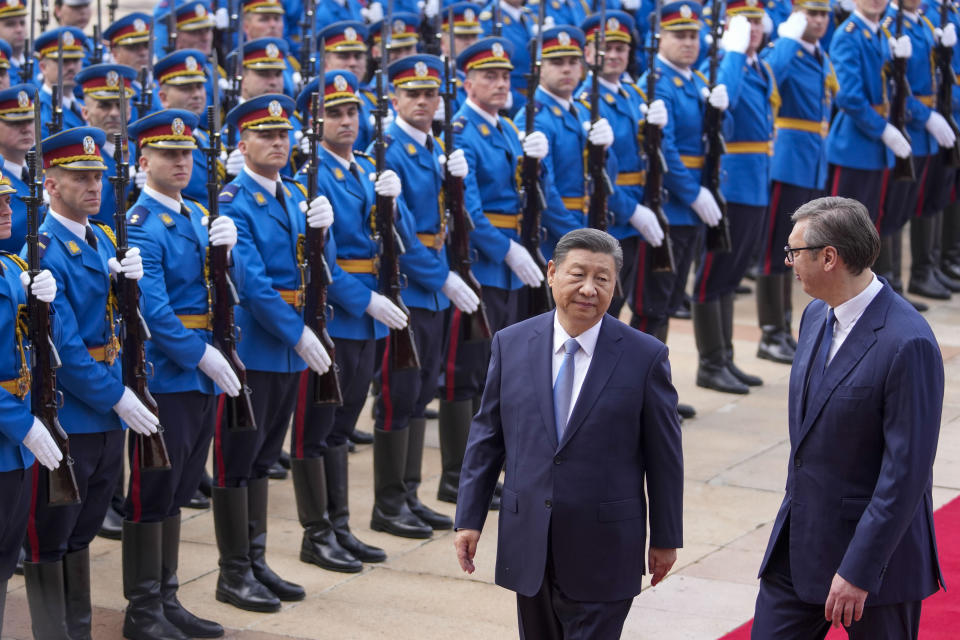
[783,245,827,264]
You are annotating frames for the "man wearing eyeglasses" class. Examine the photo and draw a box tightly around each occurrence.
[752,196,944,639]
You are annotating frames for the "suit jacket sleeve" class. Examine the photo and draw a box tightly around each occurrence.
[642,344,684,549]
[838,335,944,593]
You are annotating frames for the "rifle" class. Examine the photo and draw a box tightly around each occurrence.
[165,5,178,55]
[701,0,731,253]
[890,3,915,181]
[587,0,613,233]
[443,8,491,342]
[108,0,118,24]
[39,0,49,33]
[375,2,420,371]
[493,0,503,37]
[112,96,172,471]
[936,0,960,167]
[225,17,245,156]
[643,1,675,273]
[300,0,316,78]
[51,36,63,136]
[518,0,552,317]
[91,0,104,65]
[207,55,257,430]
[21,0,36,84]
[26,92,80,506]
[301,75,344,404]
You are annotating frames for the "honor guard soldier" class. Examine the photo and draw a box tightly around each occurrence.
[21,127,158,640]
[438,37,547,507]
[35,27,88,139]
[73,63,137,229]
[292,0,364,61]
[317,21,376,152]
[690,6,770,395]
[0,161,61,639]
[757,4,837,363]
[0,85,35,253]
[155,1,223,111]
[539,0,590,30]
[289,70,405,569]
[103,13,164,117]
[634,2,729,380]
[153,49,221,205]
[360,13,421,120]
[516,26,618,259]
[437,2,484,119]
[0,40,12,90]
[241,2,303,98]
[478,0,536,116]
[367,55,480,539]
[120,109,241,640]
[53,0,93,30]
[214,94,331,611]
[0,0,27,82]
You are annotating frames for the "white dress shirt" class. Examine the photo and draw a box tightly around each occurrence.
[242,164,283,197]
[826,274,883,365]
[396,116,429,147]
[142,184,184,213]
[48,209,89,242]
[551,313,602,424]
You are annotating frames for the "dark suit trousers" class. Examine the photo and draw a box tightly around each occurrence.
[516,535,633,640]
[752,522,922,640]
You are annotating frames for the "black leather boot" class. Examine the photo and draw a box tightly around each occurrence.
[942,202,960,278]
[63,548,92,640]
[405,418,452,530]
[161,514,223,637]
[693,300,749,394]
[23,559,70,639]
[756,274,795,364]
[436,398,473,504]
[211,486,281,613]
[291,456,362,573]
[782,274,797,349]
[0,578,6,638]
[720,294,762,386]
[121,521,189,640]
[98,503,123,540]
[371,428,433,539]
[349,429,374,445]
[325,444,386,563]
[247,477,304,602]
[910,216,952,299]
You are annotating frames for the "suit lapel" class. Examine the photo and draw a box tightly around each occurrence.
[529,313,559,450]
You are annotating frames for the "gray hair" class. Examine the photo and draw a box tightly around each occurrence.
[791,197,879,275]
[553,228,623,273]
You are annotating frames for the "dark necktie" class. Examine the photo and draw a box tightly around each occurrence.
[275,182,286,210]
[349,161,361,182]
[553,338,580,441]
[21,166,29,183]
[180,204,191,218]
[69,101,84,122]
[804,308,836,414]
[814,48,823,65]
[425,136,434,152]
[84,226,98,249]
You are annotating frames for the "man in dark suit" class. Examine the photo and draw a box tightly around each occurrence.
[453,228,684,639]
[752,196,945,639]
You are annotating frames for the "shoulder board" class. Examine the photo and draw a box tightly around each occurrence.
[361,90,377,103]
[217,65,227,79]
[881,16,894,29]
[355,150,374,162]
[182,196,209,216]
[434,136,445,152]
[844,20,856,33]
[63,237,83,256]
[672,75,684,87]
[288,55,301,72]
[0,251,27,272]
[479,10,492,20]
[578,97,591,109]
[384,133,395,148]
[627,82,644,99]
[282,176,308,197]
[37,232,49,258]
[90,220,118,248]
[693,69,709,85]
[533,100,545,115]
[453,115,467,132]
[127,204,150,226]
[219,183,239,203]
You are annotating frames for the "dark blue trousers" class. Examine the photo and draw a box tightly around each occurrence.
[630,225,702,335]
[761,182,825,276]
[828,165,885,224]
[0,467,32,579]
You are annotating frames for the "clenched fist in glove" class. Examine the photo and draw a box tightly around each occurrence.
[225,147,245,176]
[198,344,242,396]
[630,204,665,247]
[113,387,159,435]
[366,292,409,329]
[640,99,668,128]
[20,269,57,303]
[299,195,335,228]
[702,84,730,111]
[23,419,62,470]
[520,130,549,159]
[691,187,722,227]
[108,247,144,281]
[295,327,332,374]
[720,15,751,54]
[881,124,912,158]
[440,148,469,178]
[889,35,912,59]
[937,23,958,47]
[441,271,480,313]
[583,118,614,148]
[374,170,402,199]
[202,214,238,250]
[505,240,544,287]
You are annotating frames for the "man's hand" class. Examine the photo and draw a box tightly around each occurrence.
[825,573,868,628]
[648,547,677,586]
[455,529,481,574]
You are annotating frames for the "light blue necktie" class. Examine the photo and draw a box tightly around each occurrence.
[553,338,580,442]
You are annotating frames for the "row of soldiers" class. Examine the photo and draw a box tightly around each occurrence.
[2,0,960,638]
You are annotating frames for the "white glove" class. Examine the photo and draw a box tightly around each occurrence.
[762,11,773,35]
[113,387,159,435]
[299,131,310,155]
[202,215,238,249]
[839,0,855,10]
[19,269,56,303]
[361,2,384,23]
[197,344,242,396]
[691,187,722,227]
[134,167,147,189]
[218,77,231,92]
[292,71,302,90]
[520,130,549,159]
[721,15,751,54]
[890,35,913,59]
[424,0,440,18]
[504,91,514,112]
[778,11,807,41]
[366,292,409,329]
[584,118,614,148]
[504,240,544,287]
[937,24,958,48]
[433,97,445,122]
[705,84,729,111]
[441,148,469,178]
[225,148,244,176]
[441,271,480,313]
[299,195,335,228]
[629,204,665,247]
[621,0,640,9]
[22,419,62,470]
[640,99,668,128]
[881,123,913,158]
[107,247,144,281]
[374,170,402,198]
[215,6,229,29]
[926,111,957,148]
[368,109,395,129]
[294,326,332,374]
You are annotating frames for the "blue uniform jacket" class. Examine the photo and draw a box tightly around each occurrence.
[94,141,136,229]
[25,217,124,434]
[0,253,37,471]
[453,103,526,290]
[126,192,218,395]
[0,170,30,253]
[882,8,939,157]
[375,122,452,312]
[921,0,960,123]
[184,127,219,206]
[763,37,838,190]
[640,59,710,227]
[220,170,310,372]
[38,90,86,140]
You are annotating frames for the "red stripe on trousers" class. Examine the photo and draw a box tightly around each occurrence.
[27,462,40,562]
[915,158,929,218]
[830,166,842,197]
[380,334,394,431]
[293,369,309,459]
[876,168,891,231]
[764,182,783,275]
[131,437,142,522]
[214,394,226,487]
[445,309,462,402]
[698,252,715,303]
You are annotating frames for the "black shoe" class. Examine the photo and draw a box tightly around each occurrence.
[404,419,453,530]
[247,477,305,602]
[347,440,356,453]
[908,272,952,300]
[98,504,123,540]
[161,515,224,638]
[278,450,291,470]
[349,429,374,445]
[266,461,288,480]
[291,457,363,574]
[935,268,960,292]
[325,444,387,563]
[726,361,763,387]
[186,489,211,510]
[63,548,93,640]
[757,330,795,364]
[121,521,190,640]
[423,407,439,420]
[697,363,749,394]
[677,403,697,420]
[670,305,692,320]
[942,261,960,281]
[371,429,433,539]
[693,300,750,395]
[198,471,213,499]
[14,546,23,575]
[735,284,752,295]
